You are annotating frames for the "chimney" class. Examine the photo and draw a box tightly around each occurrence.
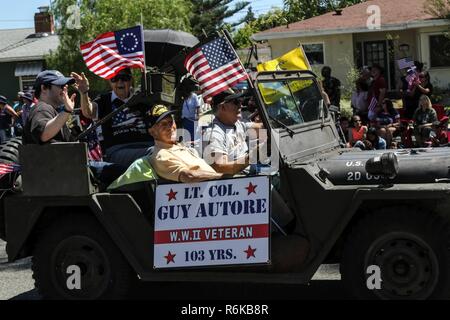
[34,6,54,35]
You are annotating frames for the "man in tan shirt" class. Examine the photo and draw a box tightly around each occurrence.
[146,104,223,183]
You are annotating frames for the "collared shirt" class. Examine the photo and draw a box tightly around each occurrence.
[203,118,253,162]
[149,140,216,182]
[110,91,131,104]
[93,91,131,120]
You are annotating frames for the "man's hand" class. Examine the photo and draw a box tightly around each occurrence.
[62,87,76,113]
[71,72,90,94]
[179,169,223,183]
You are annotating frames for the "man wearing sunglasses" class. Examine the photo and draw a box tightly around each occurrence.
[23,70,76,144]
[71,68,151,167]
[203,90,264,175]
[204,90,294,232]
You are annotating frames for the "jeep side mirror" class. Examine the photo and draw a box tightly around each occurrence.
[365,153,399,179]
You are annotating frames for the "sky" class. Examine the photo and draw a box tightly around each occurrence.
[0,0,284,30]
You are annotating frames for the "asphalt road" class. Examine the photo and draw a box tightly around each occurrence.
[0,240,348,300]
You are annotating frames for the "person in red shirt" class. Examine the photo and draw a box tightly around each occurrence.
[428,118,449,147]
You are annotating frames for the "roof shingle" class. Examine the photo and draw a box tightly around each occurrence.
[0,28,59,61]
[256,0,438,36]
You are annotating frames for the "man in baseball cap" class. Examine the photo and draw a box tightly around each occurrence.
[144,104,176,129]
[204,89,264,175]
[23,70,76,144]
[34,70,76,88]
[145,104,222,183]
[211,89,245,110]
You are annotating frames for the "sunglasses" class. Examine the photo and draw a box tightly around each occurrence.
[111,74,132,82]
[226,99,242,106]
[52,84,66,89]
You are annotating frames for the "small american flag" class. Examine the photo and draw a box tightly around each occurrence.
[406,66,420,90]
[184,37,248,99]
[397,57,414,70]
[0,163,20,178]
[368,96,378,112]
[80,26,145,79]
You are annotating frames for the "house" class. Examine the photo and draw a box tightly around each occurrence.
[0,6,59,100]
[236,43,272,68]
[252,0,450,93]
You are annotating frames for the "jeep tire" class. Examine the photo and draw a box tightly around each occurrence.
[32,214,137,300]
[341,207,450,300]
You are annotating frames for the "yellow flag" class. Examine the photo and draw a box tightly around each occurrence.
[257,47,310,72]
[256,47,312,105]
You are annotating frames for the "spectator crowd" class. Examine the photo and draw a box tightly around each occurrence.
[0,60,448,154]
[332,61,448,150]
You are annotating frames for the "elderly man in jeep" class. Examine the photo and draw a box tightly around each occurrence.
[146,104,223,183]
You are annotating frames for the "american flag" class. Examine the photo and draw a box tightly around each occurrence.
[368,96,378,112]
[184,37,249,99]
[80,26,145,79]
[0,163,20,178]
[397,57,414,70]
[406,66,420,89]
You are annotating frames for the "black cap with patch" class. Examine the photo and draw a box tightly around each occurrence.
[144,104,175,128]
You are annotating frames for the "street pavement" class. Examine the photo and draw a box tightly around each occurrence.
[0,240,348,300]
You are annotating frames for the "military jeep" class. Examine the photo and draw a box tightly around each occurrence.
[1,68,450,300]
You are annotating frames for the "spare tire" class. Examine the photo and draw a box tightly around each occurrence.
[0,137,21,240]
[0,137,21,164]
[0,137,21,188]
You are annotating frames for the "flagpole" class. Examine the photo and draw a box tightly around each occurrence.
[220,30,254,90]
[297,42,312,71]
[140,13,149,94]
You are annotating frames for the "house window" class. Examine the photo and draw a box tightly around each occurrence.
[20,76,36,92]
[303,43,324,65]
[430,35,450,68]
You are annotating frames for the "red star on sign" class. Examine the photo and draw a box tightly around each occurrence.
[244,245,257,259]
[245,182,257,195]
[164,251,176,264]
[166,188,177,201]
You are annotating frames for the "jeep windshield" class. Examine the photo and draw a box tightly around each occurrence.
[257,78,323,128]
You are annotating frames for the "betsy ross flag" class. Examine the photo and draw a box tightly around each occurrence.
[0,163,20,178]
[184,37,248,99]
[80,26,145,79]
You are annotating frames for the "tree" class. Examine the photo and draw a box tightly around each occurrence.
[233,23,255,49]
[233,8,287,49]
[283,0,366,23]
[244,6,256,23]
[425,0,450,19]
[46,0,192,92]
[189,0,250,39]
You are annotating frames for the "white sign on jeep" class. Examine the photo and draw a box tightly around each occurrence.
[153,176,270,268]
